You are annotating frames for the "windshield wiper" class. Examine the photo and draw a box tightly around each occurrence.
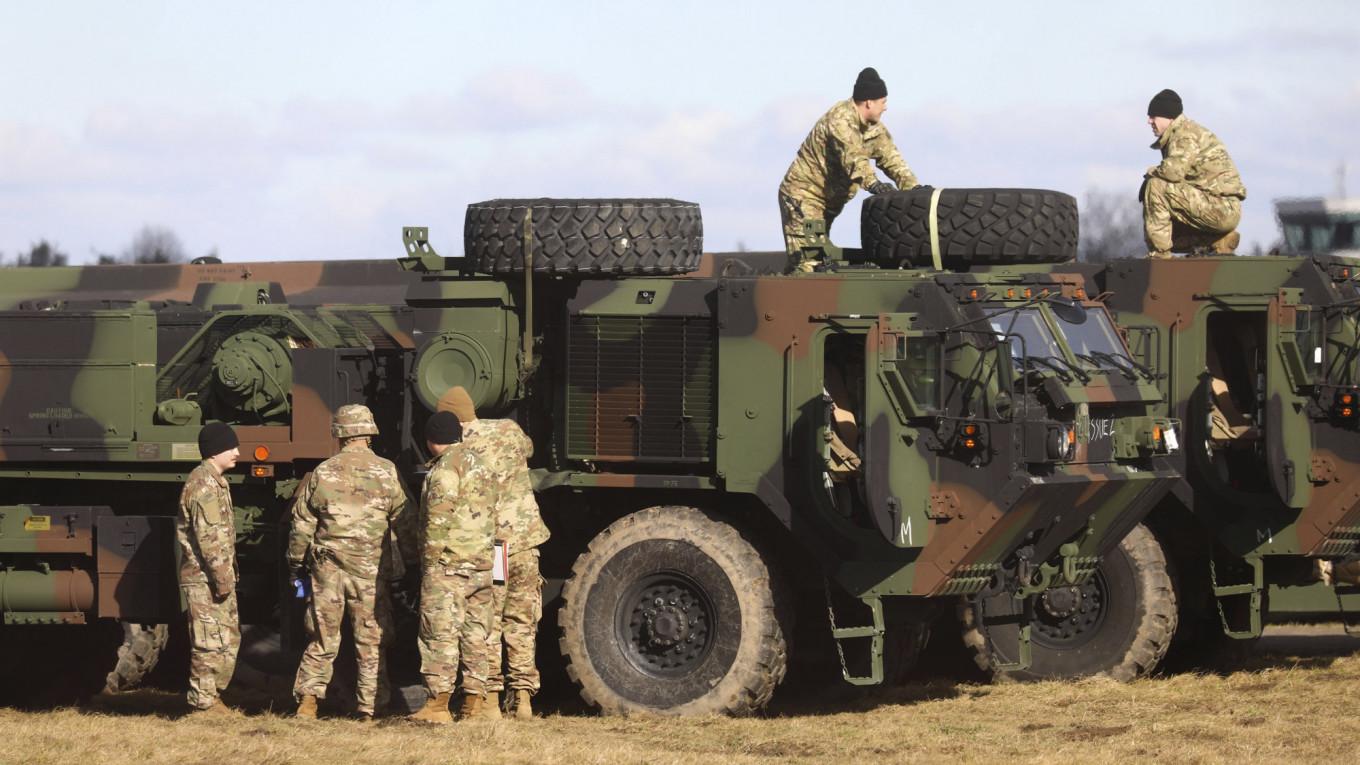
[1021,355,1073,383]
[1042,353,1091,383]
[1091,350,1156,382]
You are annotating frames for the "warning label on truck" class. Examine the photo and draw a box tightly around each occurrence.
[24,515,51,532]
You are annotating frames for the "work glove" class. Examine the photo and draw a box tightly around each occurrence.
[867,181,896,195]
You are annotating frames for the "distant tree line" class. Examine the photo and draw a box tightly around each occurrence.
[2,225,218,267]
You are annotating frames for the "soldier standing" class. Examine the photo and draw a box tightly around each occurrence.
[1142,89,1246,259]
[438,386,549,720]
[779,67,920,272]
[289,404,415,720]
[409,410,499,723]
[176,422,241,714]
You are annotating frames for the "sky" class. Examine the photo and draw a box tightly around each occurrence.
[2,0,1358,263]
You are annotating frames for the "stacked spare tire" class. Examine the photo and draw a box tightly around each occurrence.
[462,189,1076,274]
[861,187,1079,268]
[465,198,704,275]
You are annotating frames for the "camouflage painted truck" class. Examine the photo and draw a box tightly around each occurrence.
[0,191,1177,714]
[962,254,1360,679]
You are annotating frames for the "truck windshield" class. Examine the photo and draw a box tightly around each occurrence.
[984,307,1064,363]
[1052,308,1133,373]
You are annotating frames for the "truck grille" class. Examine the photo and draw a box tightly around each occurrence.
[566,314,714,463]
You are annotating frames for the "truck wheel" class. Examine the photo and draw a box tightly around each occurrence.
[464,198,704,275]
[103,622,169,693]
[959,524,1176,681]
[558,506,787,715]
[861,187,1078,268]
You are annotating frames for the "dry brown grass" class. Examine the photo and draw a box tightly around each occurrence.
[6,625,1358,765]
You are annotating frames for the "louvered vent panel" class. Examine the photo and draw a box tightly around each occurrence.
[566,314,714,463]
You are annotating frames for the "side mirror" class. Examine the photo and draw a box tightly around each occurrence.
[1049,297,1088,325]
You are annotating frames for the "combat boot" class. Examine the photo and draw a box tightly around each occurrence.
[295,695,318,719]
[409,691,453,724]
[514,690,533,720]
[485,691,502,720]
[191,700,234,716]
[1212,230,1240,254]
[457,692,487,720]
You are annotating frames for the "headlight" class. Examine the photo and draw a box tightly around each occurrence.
[1046,424,1076,461]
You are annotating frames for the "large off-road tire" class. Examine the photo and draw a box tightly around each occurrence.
[464,198,704,275]
[959,524,1177,682]
[558,506,787,716]
[861,187,1078,268]
[103,622,169,693]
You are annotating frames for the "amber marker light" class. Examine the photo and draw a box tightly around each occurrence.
[969,288,981,300]
[254,445,271,461]
[1152,425,1162,442]
[251,464,275,478]
[1344,408,1355,418]
[1022,288,1033,298]
[1006,288,1016,299]
[1342,393,1355,405]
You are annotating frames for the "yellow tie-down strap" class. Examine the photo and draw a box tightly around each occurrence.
[928,187,944,271]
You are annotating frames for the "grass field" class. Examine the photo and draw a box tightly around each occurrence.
[4,625,1358,765]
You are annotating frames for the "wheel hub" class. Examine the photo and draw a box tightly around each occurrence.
[619,575,714,676]
[646,602,693,647]
[1031,575,1108,646]
[1041,586,1081,618]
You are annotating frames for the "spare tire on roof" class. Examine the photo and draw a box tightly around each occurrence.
[861,188,1078,267]
[464,198,704,275]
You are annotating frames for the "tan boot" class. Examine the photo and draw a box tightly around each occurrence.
[1212,230,1240,254]
[485,691,502,720]
[294,695,318,719]
[514,690,533,720]
[191,700,234,716]
[458,693,485,720]
[409,691,453,724]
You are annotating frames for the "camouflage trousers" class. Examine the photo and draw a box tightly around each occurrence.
[292,557,393,715]
[419,567,494,696]
[778,188,848,272]
[488,548,544,693]
[1143,176,1241,255]
[181,582,240,710]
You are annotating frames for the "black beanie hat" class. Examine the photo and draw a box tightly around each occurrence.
[198,422,239,459]
[852,67,887,102]
[424,411,463,446]
[1147,89,1183,119]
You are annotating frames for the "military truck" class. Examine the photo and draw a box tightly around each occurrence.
[1276,197,1360,256]
[963,254,1360,679]
[0,191,1178,714]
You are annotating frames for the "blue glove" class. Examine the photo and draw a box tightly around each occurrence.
[292,577,310,599]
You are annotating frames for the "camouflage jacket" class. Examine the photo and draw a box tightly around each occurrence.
[779,99,918,206]
[176,460,237,596]
[463,419,550,551]
[287,440,416,581]
[421,444,498,573]
[1148,115,1246,199]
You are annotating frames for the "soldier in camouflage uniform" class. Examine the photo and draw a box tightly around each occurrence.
[288,404,416,720]
[1142,89,1247,259]
[176,422,241,714]
[779,67,920,272]
[409,410,499,723]
[438,386,550,720]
